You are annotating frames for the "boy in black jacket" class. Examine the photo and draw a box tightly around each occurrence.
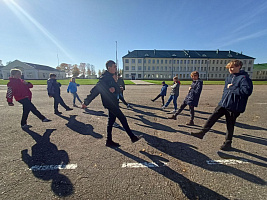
[82,60,141,147]
[191,60,253,150]
[47,73,73,115]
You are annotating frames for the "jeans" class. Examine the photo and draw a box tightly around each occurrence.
[53,94,69,112]
[202,106,240,141]
[175,101,195,121]
[72,92,82,104]
[164,95,178,110]
[107,106,135,141]
[119,93,128,106]
[18,98,46,126]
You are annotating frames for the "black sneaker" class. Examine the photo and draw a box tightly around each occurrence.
[220,141,232,151]
[190,131,205,139]
[167,115,177,120]
[131,135,143,143]
[21,124,32,129]
[54,111,62,115]
[106,140,120,148]
[66,108,73,111]
[186,121,194,126]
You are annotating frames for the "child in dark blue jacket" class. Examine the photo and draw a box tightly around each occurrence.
[191,60,253,151]
[151,81,168,106]
[168,71,203,125]
[47,73,73,115]
[67,78,82,107]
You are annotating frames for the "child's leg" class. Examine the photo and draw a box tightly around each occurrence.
[173,95,178,110]
[164,95,174,108]
[76,93,82,103]
[119,93,128,106]
[72,93,76,104]
[189,106,195,121]
[225,111,240,142]
[152,94,161,101]
[57,95,70,109]
[174,101,187,116]
[28,101,46,121]
[18,98,31,126]
[161,95,164,105]
[53,96,59,112]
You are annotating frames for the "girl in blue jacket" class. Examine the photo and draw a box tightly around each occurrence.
[191,60,253,151]
[67,78,82,107]
[168,71,203,125]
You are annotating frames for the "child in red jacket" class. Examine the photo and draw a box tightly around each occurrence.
[6,69,51,129]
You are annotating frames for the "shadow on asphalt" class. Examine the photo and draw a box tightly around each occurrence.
[57,114,103,138]
[83,108,108,117]
[21,129,74,197]
[114,148,229,200]
[133,130,266,186]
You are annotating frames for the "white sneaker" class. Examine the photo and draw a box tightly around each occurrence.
[161,106,165,110]
[170,110,177,113]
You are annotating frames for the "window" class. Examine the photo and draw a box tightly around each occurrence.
[148,59,151,64]
[220,67,222,71]
[184,67,186,71]
[173,60,176,64]
[216,67,218,71]
[187,74,189,78]
[125,66,129,70]
[138,59,142,63]
[180,60,183,64]
[138,66,142,70]
[169,60,172,64]
[217,60,219,64]
[220,60,223,64]
[132,66,135,70]
[148,66,150,70]
[152,66,155,70]
[125,59,129,63]
[161,66,163,70]
[201,67,203,71]
[249,60,252,64]
[161,60,163,64]
[126,74,129,78]
[212,67,214,71]
[173,67,175,71]
[213,60,215,64]
[144,66,146,70]
[157,60,159,64]
[157,66,159,70]
[244,60,247,64]
[165,66,167,71]
[169,67,171,71]
[191,60,193,64]
[131,59,135,63]
[248,67,251,71]
[165,60,167,64]
[138,74,142,78]
[211,74,213,78]
[153,59,155,64]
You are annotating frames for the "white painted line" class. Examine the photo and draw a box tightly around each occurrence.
[122,162,168,168]
[206,159,248,165]
[30,164,77,171]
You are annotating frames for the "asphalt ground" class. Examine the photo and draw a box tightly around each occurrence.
[0,84,266,200]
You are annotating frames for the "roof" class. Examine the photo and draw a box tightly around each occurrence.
[25,62,60,71]
[123,50,255,59]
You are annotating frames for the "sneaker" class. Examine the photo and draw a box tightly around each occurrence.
[54,111,62,115]
[220,141,232,151]
[66,108,73,111]
[161,106,165,110]
[106,140,120,147]
[131,135,143,143]
[167,115,177,120]
[127,104,133,109]
[21,124,32,129]
[151,99,155,102]
[113,122,120,128]
[73,104,78,107]
[186,121,194,126]
[170,110,177,113]
[190,131,205,139]
[42,118,51,122]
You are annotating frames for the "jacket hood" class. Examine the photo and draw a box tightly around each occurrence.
[233,70,249,77]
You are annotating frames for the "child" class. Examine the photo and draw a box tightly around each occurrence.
[168,71,203,125]
[67,77,82,107]
[47,73,73,115]
[151,81,168,106]
[6,69,51,129]
[162,76,180,113]
[191,60,253,151]
[114,73,132,109]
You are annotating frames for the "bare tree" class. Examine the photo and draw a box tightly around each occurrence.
[79,63,86,78]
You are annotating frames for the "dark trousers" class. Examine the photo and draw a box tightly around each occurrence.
[202,106,240,141]
[175,102,195,121]
[18,98,46,126]
[152,94,164,105]
[53,94,69,112]
[119,93,128,106]
[107,106,135,141]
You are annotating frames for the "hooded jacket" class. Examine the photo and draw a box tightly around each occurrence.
[6,77,33,103]
[170,81,180,96]
[67,82,80,93]
[47,78,61,96]
[160,84,168,96]
[84,70,120,109]
[184,79,203,107]
[218,70,253,113]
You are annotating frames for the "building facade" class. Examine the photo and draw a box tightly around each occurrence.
[252,64,267,80]
[122,50,255,80]
[1,60,66,80]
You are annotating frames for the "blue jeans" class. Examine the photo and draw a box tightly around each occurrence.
[164,95,178,110]
[72,92,82,104]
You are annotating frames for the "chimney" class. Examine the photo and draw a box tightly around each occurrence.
[216,49,219,54]
[154,49,156,55]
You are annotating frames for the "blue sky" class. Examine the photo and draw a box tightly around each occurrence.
[1,0,267,72]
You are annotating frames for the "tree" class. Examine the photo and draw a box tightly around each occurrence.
[98,69,102,77]
[79,63,86,78]
[72,64,80,77]
[58,63,72,77]
[91,65,96,76]
[86,63,92,76]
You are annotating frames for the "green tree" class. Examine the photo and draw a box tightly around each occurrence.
[72,64,80,77]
